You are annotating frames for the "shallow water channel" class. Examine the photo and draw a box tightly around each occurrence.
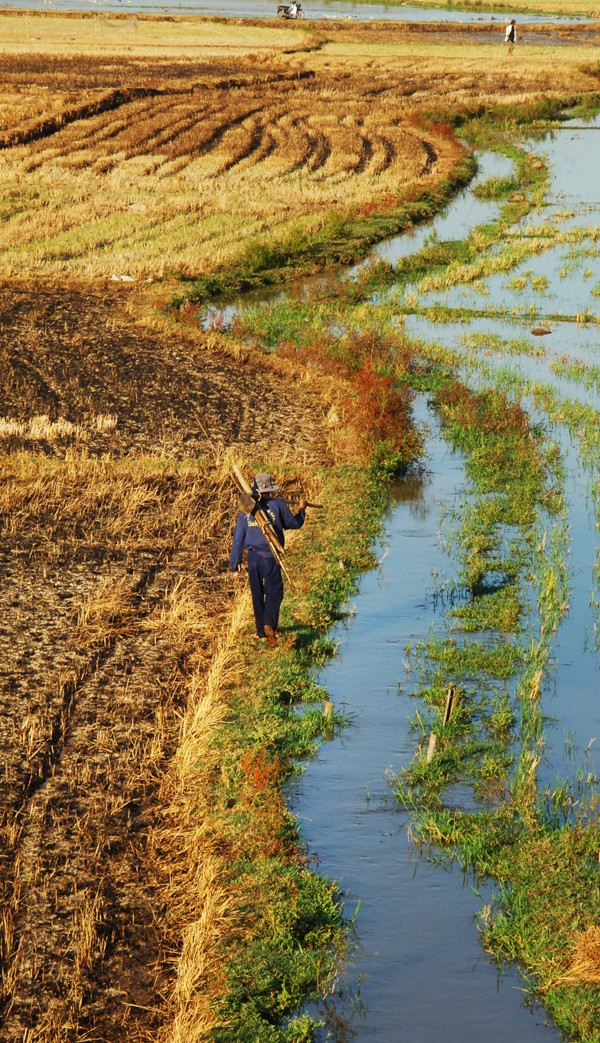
[285,117,600,1038]
[401,117,600,792]
[294,401,563,1041]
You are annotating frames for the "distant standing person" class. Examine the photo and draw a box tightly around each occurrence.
[230,473,307,648]
[505,19,517,54]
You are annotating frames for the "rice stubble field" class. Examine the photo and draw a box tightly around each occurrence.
[2,12,600,1041]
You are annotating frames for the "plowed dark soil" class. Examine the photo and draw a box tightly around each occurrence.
[0,283,328,1041]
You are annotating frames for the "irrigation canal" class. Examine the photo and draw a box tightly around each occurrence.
[294,402,563,1041]
[286,117,600,1038]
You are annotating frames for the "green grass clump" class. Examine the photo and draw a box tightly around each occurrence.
[451,586,524,632]
[424,636,525,680]
[215,859,340,1043]
[472,175,521,201]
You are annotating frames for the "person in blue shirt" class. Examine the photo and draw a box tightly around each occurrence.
[230,473,307,647]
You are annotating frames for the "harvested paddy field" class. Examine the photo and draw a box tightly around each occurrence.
[1,15,599,283]
[1,12,600,1042]
[0,282,332,1041]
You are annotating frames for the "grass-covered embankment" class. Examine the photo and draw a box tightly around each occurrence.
[162,459,410,1042]
[177,146,474,306]
[159,324,424,1039]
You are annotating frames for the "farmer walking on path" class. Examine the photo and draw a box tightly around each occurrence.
[505,19,517,54]
[230,473,307,647]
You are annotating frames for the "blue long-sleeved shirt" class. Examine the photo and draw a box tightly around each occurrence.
[230,497,305,571]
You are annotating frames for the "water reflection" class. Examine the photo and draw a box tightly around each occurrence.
[390,470,432,524]
[5,0,591,21]
[293,400,562,1041]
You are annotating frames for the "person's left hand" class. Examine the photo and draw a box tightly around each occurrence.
[299,498,308,510]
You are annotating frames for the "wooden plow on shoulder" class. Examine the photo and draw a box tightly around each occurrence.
[231,463,296,591]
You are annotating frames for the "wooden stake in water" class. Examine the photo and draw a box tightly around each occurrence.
[426,732,437,763]
[443,684,457,728]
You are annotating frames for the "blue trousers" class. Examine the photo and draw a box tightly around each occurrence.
[247,549,284,637]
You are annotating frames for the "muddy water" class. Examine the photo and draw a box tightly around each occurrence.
[289,118,600,1037]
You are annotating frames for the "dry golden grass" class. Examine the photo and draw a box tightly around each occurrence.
[1,17,598,285]
[569,927,600,984]
[546,926,600,988]
[0,413,117,440]
[0,12,303,59]
[159,595,253,1042]
[0,258,351,1039]
[0,89,450,280]
[0,349,333,1041]
[0,455,228,1038]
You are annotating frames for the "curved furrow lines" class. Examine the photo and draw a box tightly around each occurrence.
[369,134,397,176]
[253,112,314,177]
[312,119,365,179]
[353,134,374,176]
[119,106,210,161]
[21,96,176,168]
[242,127,278,170]
[222,103,298,176]
[23,118,128,169]
[304,121,332,175]
[420,137,439,175]
[153,103,264,167]
[31,97,210,174]
[207,116,262,176]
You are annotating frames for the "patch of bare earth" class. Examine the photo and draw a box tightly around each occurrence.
[0,284,330,1041]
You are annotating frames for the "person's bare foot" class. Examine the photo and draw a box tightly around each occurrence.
[264,625,277,648]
